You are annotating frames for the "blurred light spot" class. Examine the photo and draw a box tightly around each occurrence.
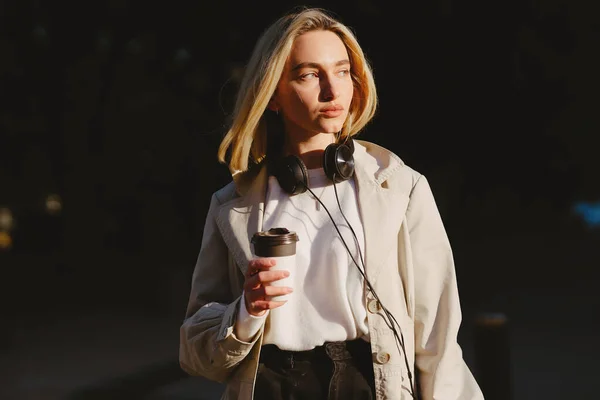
[0,231,12,250]
[0,207,14,231]
[175,47,191,65]
[572,201,600,228]
[32,25,47,40]
[475,312,508,327]
[45,194,62,215]
[127,37,142,54]
[97,31,112,52]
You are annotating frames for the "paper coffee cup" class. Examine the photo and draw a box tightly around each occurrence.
[251,228,298,301]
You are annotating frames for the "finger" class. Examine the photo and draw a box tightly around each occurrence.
[263,286,293,297]
[256,270,289,284]
[244,270,289,290]
[250,299,288,312]
[247,258,277,275]
[245,285,292,306]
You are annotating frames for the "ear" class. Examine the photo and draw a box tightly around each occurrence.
[267,96,279,112]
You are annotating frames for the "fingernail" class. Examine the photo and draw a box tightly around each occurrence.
[286,288,293,293]
[283,271,290,277]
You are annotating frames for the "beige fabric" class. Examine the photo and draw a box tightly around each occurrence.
[179,140,484,400]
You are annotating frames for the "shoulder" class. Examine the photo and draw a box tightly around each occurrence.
[354,139,422,195]
[213,181,238,205]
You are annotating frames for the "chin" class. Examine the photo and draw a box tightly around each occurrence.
[319,122,344,134]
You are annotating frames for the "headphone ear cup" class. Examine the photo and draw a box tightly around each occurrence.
[273,155,309,195]
[323,142,355,183]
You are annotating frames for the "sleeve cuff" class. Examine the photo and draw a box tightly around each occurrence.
[235,291,268,342]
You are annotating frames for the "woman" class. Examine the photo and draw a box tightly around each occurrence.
[179,7,483,400]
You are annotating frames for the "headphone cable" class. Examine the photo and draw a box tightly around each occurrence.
[305,179,418,400]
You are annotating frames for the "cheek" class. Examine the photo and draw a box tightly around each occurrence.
[343,82,355,102]
[290,88,317,111]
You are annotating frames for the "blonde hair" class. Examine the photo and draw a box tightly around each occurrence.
[217,7,378,173]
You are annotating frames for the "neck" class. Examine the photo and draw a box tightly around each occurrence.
[285,132,335,170]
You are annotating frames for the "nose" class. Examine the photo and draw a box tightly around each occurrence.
[320,75,340,102]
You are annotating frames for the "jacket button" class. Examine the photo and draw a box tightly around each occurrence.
[367,299,381,313]
[376,351,391,364]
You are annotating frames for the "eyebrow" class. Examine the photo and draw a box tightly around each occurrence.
[291,59,350,72]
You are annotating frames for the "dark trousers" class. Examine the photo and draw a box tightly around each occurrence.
[255,339,376,400]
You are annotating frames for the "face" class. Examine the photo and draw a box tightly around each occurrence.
[270,30,354,140]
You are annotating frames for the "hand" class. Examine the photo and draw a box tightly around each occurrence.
[244,258,293,316]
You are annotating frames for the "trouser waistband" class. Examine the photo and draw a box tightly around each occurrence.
[260,338,370,366]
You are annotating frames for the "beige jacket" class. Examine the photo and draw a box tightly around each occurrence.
[179,140,484,400]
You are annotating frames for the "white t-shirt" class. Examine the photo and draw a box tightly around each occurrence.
[235,167,369,351]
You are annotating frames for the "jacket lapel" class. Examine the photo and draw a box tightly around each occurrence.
[215,165,268,276]
[353,142,410,284]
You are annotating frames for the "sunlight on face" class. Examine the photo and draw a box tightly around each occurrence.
[272,30,354,140]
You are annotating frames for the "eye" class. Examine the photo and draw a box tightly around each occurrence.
[337,69,350,77]
[300,72,318,80]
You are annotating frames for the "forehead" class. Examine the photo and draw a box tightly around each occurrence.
[288,30,349,66]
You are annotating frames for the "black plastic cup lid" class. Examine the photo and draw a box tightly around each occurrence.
[251,228,299,257]
[251,228,299,246]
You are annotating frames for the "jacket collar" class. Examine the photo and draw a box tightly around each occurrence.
[352,140,409,283]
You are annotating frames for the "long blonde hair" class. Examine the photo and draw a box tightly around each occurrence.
[217,7,378,173]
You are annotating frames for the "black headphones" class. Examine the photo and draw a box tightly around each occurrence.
[269,138,355,195]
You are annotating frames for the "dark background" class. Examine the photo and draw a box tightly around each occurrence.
[1,1,599,399]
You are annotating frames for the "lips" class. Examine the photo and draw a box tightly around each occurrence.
[321,105,343,112]
[320,104,344,117]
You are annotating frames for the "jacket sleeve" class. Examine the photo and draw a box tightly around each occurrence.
[406,175,484,399]
[179,193,260,383]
